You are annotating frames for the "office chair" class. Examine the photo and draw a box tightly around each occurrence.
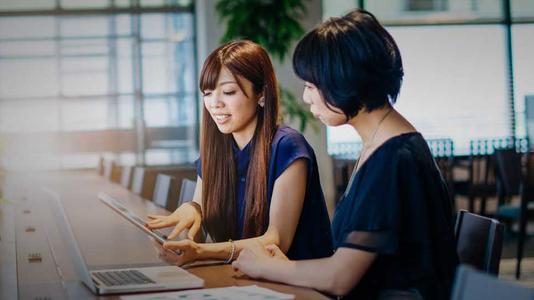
[450,265,533,300]
[455,210,504,275]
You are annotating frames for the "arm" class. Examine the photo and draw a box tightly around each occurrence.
[191,176,202,207]
[164,158,308,261]
[233,244,376,296]
[147,176,203,240]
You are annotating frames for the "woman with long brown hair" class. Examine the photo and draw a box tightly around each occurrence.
[146,40,332,265]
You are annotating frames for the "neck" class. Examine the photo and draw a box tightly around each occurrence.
[347,106,393,145]
[232,116,258,150]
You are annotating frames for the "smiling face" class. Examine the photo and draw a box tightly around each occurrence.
[302,82,346,126]
[202,67,260,139]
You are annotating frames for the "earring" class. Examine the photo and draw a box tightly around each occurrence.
[258,96,265,107]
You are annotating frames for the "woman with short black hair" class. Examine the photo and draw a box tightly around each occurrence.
[233,10,458,300]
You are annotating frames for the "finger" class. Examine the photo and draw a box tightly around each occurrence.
[146,214,164,220]
[265,244,282,256]
[231,260,240,271]
[147,219,175,230]
[187,219,201,240]
[163,240,188,250]
[146,217,164,224]
[146,220,164,229]
[167,221,189,240]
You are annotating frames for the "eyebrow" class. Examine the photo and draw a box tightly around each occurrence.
[218,81,237,86]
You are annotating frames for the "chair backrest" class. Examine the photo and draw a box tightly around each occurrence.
[97,156,105,175]
[332,158,356,202]
[131,167,145,195]
[494,148,523,197]
[102,159,114,180]
[470,155,496,186]
[153,174,173,208]
[110,164,122,183]
[120,166,133,189]
[178,178,196,207]
[455,210,504,275]
[451,265,533,300]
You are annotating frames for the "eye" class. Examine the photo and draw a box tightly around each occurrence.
[223,90,236,96]
[202,91,212,97]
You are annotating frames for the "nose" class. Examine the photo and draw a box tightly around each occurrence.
[302,91,312,105]
[206,93,224,109]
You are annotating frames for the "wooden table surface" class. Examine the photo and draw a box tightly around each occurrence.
[0,171,329,300]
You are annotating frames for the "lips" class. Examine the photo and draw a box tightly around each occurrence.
[213,114,231,124]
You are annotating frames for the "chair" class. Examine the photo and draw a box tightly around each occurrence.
[120,166,133,189]
[178,178,196,207]
[427,138,455,212]
[455,210,504,275]
[102,159,114,180]
[131,165,196,200]
[494,149,534,278]
[131,167,145,195]
[493,148,523,225]
[456,137,530,215]
[332,157,355,203]
[454,139,502,215]
[110,164,122,183]
[152,174,180,210]
[97,156,105,175]
[451,265,533,300]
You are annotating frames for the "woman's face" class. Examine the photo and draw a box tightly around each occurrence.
[302,82,346,126]
[203,67,260,136]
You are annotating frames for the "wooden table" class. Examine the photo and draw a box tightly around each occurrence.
[0,171,329,300]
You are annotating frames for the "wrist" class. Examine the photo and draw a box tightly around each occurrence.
[225,239,236,264]
[194,242,206,260]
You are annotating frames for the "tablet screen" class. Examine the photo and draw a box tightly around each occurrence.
[98,192,167,244]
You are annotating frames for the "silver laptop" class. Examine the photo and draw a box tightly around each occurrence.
[46,192,204,295]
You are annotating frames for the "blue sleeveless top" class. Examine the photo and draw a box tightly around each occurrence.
[196,126,333,260]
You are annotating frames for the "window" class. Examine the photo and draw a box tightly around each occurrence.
[325,0,534,156]
[512,24,534,139]
[0,2,197,169]
[406,0,447,11]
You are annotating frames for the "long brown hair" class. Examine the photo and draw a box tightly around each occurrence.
[199,40,280,241]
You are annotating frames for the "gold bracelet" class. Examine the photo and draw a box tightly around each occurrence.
[225,239,236,264]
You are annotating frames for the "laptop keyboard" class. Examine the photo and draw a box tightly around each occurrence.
[92,270,156,286]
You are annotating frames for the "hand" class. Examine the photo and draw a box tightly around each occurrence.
[232,241,279,279]
[149,237,183,266]
[265,244,289,261]
[149,237,203,266]
[146,202,201,240]
[162,239,203,266]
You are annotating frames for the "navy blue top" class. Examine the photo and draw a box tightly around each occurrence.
[331,132,458,300]
[196,126,333,260]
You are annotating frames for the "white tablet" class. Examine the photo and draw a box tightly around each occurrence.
[98,192,168,244]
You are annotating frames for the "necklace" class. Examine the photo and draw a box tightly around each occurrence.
[354,108,393,172]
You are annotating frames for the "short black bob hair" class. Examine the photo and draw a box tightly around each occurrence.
[293,9,403,120]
